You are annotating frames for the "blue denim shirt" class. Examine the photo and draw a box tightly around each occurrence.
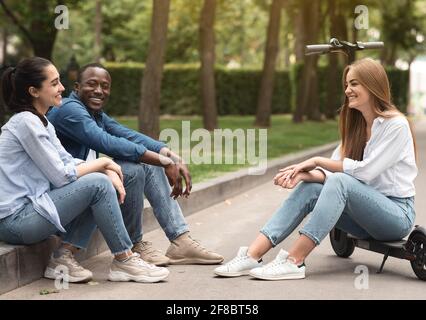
[47,91,166,162]
[0,112,83,232]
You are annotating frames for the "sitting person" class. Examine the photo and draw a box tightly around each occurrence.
[0,57,169,283]
[214,58,417,280]
[47,63,223,266]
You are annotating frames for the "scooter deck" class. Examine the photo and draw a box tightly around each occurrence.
[347,234,407,249]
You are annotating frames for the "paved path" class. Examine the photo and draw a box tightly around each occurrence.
[2,118,426,300]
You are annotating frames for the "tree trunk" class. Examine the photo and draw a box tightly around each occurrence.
[283,31,290,69]
[325,0,342,120]
[199,0,217,131]
[294,6,306,63]
[239,0,246,66]
[138,0,170,139]
[0,0,58,60]
[0,35,5,125]
[293,0,321,123]
[0,27,6,125]
[348,25,357,64]
[29,0,58,60]
[94,0,102,62]
[254,0,285,127]
[387,42,398,66]
[335,4,348,66]
[305,55,321,121]
[32,39,56,60]
[0,27,6,65]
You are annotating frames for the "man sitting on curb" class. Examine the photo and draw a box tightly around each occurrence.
[47,63,223,266]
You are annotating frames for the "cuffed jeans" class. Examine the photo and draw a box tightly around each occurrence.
[261,172,416,246]
[0,173,133,255]
[50,161,189,250]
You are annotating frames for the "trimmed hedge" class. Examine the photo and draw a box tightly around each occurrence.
[99,62,408,116]
[291,63,409,115]
[387,67,409,113]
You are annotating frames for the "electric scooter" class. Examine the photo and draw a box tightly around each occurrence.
[305,38,426,281]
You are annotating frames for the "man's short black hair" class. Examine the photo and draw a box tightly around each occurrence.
[77,63,109,83]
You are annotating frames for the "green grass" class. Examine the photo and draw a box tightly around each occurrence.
[115,115,339,183]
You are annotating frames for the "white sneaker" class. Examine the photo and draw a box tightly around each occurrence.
[249,249,305,280]
[214,247,262,277]
[108,253,169,283]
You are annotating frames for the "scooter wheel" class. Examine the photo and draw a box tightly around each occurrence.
[408,232,426,281]
[329,228,355,258]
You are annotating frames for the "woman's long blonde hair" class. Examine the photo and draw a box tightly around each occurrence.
[339,58,416,160]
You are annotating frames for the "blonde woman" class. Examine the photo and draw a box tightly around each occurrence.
[214,58,417,280]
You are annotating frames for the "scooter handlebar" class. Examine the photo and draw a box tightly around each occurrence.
[305,40,384,55]
[360,41,384,49]
[305,44,332,55]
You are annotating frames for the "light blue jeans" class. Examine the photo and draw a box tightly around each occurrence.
[261,172,416,246]
[53,161,189,250]
[0,173,133,255]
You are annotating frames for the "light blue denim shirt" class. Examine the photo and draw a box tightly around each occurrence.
[0,112,84,232]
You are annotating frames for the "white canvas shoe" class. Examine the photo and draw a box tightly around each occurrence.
[249,249,305,280]
[214,247,262,277]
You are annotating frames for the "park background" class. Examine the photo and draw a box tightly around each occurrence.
[2,0,426,300]
[0,0,426,181]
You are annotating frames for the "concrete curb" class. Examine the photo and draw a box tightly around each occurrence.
[0,141,338,295]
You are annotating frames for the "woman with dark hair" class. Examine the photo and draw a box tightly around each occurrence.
[215,58,417,280]
[0,57,169,283]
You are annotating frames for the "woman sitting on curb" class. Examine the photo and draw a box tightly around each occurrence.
[0,57,169,283]
[214,58,417,280]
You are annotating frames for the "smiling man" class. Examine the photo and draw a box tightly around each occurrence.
[47,63,223,266]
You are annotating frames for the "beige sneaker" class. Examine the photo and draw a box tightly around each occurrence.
[44,249,93,283]
[166,232,224,265]
[108,253,169,283]
[132,240,170,266]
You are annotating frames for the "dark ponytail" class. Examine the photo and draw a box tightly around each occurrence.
[0,57,53,126]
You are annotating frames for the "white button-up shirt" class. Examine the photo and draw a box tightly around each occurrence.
[321,116,417,198]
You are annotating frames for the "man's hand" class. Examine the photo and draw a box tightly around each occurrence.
[160,147,192,198]
[164,163,183,199]
[176,162,192,198]
[104,169,126,204]
[140,148,192,199]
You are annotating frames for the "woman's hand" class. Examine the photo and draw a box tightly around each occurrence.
[103,158,124,182]
[274,169,306,189]
[280,157,319,180]
[76,157,123,180]
[105,169,126,204]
